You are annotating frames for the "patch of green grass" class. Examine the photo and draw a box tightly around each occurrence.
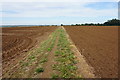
[47,48,52,51]
[28,55,35,60]
[35,67,44,73]
[52,64,59,70]
[51,74,59,78]
[40,58,48,63]
[54,51,61,56]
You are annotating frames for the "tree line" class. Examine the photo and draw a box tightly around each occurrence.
[69,19,120,26]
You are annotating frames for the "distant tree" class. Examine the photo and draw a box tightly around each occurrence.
[85,23,88,26]
[80,24,85,26]
[61,24,63,26]
[75,24,80,26]
[104,19,120,26]
[69,19,120,26]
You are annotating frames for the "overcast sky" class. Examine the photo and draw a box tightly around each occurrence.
[0,0,119,25]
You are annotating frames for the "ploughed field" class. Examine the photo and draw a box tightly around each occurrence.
[2,26,57,77]
[2,26,118,78]
[64,26,118,78]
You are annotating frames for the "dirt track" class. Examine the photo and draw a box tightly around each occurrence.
[2,26,57,76]
[64,26,118,78]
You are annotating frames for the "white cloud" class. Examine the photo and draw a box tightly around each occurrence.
[0,1,118,25]
[1,2,117,18]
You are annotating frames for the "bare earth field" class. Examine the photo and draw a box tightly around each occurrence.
[64,26,118,78]
[2,26,118,78]
[2,26,87,78]
[2,26,57,77]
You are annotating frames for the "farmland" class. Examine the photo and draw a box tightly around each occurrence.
[2,26,57,78]
[64,26,118,78]
[2,26,118,78]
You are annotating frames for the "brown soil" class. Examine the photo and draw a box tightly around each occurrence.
[62,26,96,78]
[64,26,118,78]
[2,26,57,77]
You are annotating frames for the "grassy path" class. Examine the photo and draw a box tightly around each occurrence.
[35,28,60,78]
[51,27,80,78]
[38,39,58,78]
